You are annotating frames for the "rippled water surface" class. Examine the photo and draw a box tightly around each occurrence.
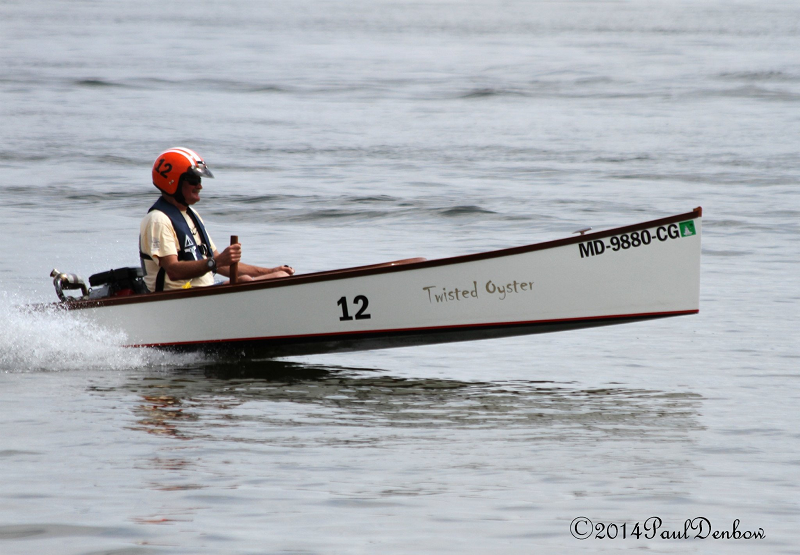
[1,0,799,553]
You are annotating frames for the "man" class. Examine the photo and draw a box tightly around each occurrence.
[139,147,294,292]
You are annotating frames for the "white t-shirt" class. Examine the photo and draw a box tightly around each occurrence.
[139,208,217,292]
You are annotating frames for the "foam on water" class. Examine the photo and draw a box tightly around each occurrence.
[0,292,206,372]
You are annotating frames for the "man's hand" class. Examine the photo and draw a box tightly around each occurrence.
[214,243,242,268]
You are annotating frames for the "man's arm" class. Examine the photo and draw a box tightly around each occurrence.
[211,245,294,280]
[156,255,212,281]
[158,244,242,281]
[219,262,294,279]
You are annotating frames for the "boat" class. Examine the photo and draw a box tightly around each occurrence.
[46,207,702,357]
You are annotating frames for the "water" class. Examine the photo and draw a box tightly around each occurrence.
[1,0,799,553]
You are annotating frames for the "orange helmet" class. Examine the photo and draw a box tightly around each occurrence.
[152,147,214,195]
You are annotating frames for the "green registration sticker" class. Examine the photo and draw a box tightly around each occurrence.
[679,221,696,237]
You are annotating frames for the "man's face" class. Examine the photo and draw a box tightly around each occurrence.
[181,178,202,205]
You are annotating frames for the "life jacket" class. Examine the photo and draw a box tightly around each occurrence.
[139,197,213,292]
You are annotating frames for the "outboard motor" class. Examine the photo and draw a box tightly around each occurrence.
[50,267,147,302]
[50,269,89,302]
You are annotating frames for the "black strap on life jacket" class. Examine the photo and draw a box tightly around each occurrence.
[139,197,213,292]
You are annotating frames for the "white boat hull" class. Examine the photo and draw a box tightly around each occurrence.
[65,208,702,357]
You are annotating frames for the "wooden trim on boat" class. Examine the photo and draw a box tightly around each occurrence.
[61,207,702,311]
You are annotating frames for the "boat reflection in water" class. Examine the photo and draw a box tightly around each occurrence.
[111,358,705,529]
[122,359,703,443]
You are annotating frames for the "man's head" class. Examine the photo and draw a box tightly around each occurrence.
[152,147,214,206]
